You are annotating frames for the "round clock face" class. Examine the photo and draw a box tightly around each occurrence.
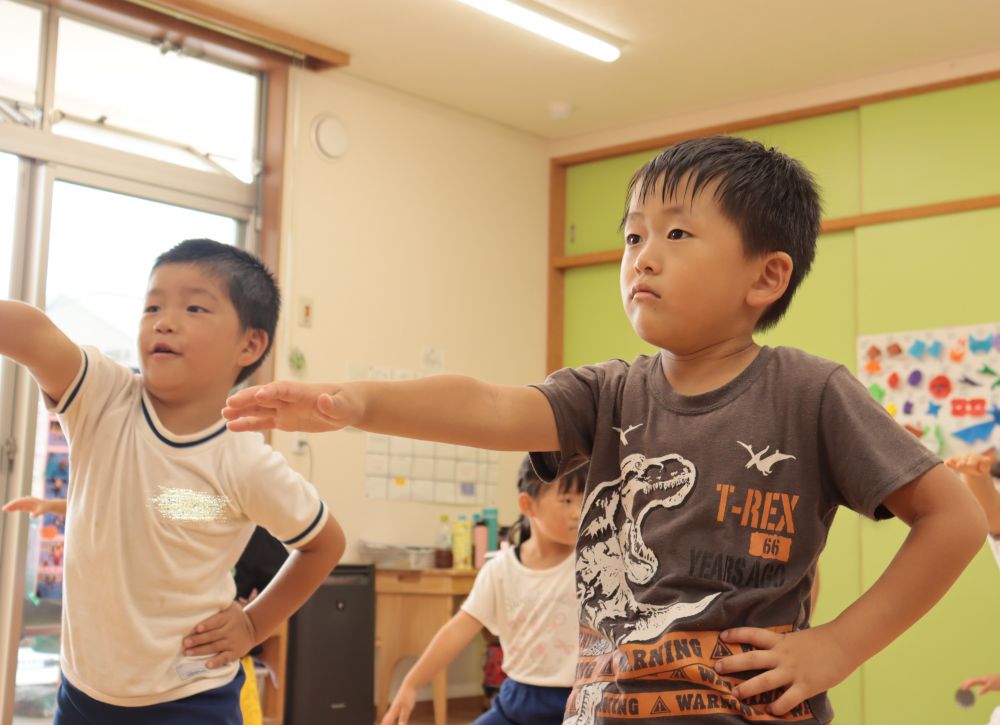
[312,114,349,159]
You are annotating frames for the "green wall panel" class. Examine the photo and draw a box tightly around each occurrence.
[757,231,857,369]
[861,80,1000,212]
[856,207,1000,335]
[563,262,654,368]
[564,151,653,256]
[735,111,861,220]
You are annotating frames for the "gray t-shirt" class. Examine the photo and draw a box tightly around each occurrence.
[531,346,939,724]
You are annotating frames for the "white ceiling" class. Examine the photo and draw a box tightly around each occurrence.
[207,0,1000,140]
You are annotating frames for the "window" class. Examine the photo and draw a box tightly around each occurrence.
[0,0,43,114]
[53,17,260,181]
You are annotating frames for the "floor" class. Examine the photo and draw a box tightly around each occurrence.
[391,697,486,725]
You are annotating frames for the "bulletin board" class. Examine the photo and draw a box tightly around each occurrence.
[856,322,1000,457]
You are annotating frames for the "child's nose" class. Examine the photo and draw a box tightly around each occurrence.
[633,245,659,275]
[153,315,176,333]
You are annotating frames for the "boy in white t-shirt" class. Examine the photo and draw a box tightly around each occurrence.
[947,451,1000,714]
[0,239,345,724]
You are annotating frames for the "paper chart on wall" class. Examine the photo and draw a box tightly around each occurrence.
[364,433,500,505]
[856,322,1000,458]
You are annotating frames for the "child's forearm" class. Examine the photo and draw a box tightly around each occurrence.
[242,515,345,643]
[961,474,1000,535]
[354,375,558,451]
[0,301,79,401]
[826,471,985,667]
[399,611,483,691]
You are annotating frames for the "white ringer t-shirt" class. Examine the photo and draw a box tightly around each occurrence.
[52,347,327,706]
[461,546,578,687]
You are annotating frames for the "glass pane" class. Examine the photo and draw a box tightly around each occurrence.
[0,152,16,297]
[54,17,259,182]
[13,184,238,724]
[0,0,43,108]
[45,182,239,368]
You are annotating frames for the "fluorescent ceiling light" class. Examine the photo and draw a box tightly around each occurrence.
[457,0,621,63]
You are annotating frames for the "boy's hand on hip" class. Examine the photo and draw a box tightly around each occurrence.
[715,624,856,715]
[223,381,362,433]
[183,601,257,669]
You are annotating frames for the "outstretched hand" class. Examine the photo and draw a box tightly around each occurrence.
[945,450,995,481]
[2,496,64,518]
[960,673,1000,696]
[223,381,363,433]
[715,625,856,716]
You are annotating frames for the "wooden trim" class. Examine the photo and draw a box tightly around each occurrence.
[821,193,1000,232]
[126,0,350,69]
[553,68,1000,167]
[254,63,288,390]
[51,0,296,71]
[554,249,623,270]
[546,161,567,373]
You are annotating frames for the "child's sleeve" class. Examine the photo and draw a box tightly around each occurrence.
[232,439,328,549]
[49,345,136,443]
[818,366,941,519]
[529,361,622,482]
[459,557,501,635]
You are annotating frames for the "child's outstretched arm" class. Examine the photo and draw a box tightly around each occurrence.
[2,496,66,518]
[224,377,560,452]
[959,673,1000,696]
[0,301,80,402]
[945,451,1000,535]
[182,514,346,668]
[717,464,986,715]
[380,610,483,725]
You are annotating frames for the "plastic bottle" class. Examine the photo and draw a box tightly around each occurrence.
[452,515,472,570]
[482,507,498,552]
[434,514,453,568]
[473,517,488,569]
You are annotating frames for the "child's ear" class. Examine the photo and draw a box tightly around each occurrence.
[517,492,535,518]
[746,251,793,310]
[237,329,269,368]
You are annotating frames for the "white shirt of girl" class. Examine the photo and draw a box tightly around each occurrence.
[461,545,578,687]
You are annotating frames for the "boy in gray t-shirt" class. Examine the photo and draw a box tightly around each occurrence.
[222,136,986,724]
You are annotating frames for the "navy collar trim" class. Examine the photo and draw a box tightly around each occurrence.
[140,397,228,448]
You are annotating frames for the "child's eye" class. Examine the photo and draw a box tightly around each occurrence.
[187,305,208,313]
[667,228,690,240]
[624,233,641,246]
[143,305,159,313]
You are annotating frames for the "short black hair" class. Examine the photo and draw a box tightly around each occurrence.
[623,135,822,331]
[152,239,280,384]
[510,455,587,546]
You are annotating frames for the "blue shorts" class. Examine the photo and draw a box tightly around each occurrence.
[473,678,571,725]
[55,667,245,725]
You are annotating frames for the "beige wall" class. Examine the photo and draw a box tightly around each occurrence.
[272,67,549,697]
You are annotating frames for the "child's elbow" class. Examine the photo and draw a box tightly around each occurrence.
[955,494,990,558]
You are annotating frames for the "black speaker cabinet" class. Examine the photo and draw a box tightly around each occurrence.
[284,564,375,724]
